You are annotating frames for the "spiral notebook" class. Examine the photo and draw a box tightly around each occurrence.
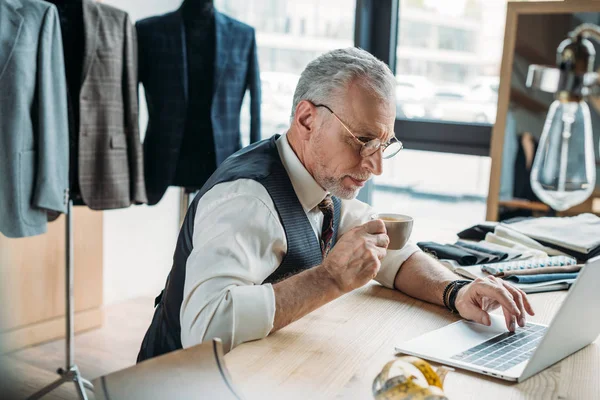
[440,256,579,293]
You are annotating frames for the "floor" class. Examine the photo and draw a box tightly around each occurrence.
[0,298,155,400]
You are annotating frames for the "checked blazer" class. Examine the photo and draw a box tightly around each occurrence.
[136,8,262,205]
[75,0,147,210]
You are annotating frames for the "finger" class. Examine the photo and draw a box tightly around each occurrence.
[482,297,500,312]
[366,246,386,262]
[372,265,380,279]
[475,280,521,319]
[491,275,534,317]
[374,246,387,261]
[485,300,500,312]
[471,307,492,327]
[457,294,491,326]
[369,257,382,278]
[516,286,535,316]
[484,277,516,331]
[501,303,517,332]
[371,233,390,248]
[485,277,520,331]
[500,281,527,327]
[363,219,386,235]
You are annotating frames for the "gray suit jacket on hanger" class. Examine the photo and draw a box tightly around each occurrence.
[0,0,69,238]
[74,0,147,209]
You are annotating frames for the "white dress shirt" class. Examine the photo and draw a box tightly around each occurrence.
[180,134,421,352]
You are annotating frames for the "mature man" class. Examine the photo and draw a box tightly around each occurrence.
[137,48,533,362]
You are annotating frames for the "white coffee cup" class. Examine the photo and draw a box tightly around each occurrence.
[371,213,414,250]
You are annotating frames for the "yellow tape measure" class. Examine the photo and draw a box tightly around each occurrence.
[373,356,450,400]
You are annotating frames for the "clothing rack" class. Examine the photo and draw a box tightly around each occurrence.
[179,188,197,227]
[27,200,93,400]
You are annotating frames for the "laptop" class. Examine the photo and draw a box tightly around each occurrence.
[395,256,600,382]
[92,339,242,400]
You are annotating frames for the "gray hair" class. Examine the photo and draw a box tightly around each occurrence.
[291,47,396,119]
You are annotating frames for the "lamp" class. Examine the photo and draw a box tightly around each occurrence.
[526,23,600,211]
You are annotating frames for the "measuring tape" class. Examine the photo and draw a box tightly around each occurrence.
[372,356,450,400]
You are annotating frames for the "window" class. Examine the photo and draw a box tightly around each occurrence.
[373,149,491,242]
[438,26,475,52]
[373,0,517,239]
[218,0,544,239]
[396,0,505,125]
[216,0,356,140]
[399,21,432,49]
[371,0,549,238]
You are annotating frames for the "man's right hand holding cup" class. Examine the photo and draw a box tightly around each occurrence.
[322,219,389,293]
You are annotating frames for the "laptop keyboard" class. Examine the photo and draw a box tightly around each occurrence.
[450,323,547,371]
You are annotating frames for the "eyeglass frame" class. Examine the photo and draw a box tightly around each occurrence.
[313,103,403,159]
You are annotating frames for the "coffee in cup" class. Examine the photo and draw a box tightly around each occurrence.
[371,213,413,250]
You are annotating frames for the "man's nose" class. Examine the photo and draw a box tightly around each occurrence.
[362,149,383,176]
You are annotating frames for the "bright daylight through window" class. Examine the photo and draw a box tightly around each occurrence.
[218,0,522,242]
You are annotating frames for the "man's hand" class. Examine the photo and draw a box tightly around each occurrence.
[454,276,535,331]
[321,219,389,293]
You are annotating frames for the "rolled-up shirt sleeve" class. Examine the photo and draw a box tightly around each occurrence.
[180,180,284,353]
[338,198,421,290]
[375,242,421,289]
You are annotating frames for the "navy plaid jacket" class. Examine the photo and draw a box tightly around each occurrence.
[137,9,261,205]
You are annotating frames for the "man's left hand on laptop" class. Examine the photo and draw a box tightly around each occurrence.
[455,275,535,332]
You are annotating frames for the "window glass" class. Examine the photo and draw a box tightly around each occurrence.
[216,0,356,140]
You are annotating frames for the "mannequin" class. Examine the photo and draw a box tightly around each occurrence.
[172,0,217,191]
[46,0,85,202]
[181,0,214,19]
[137,0,261,205]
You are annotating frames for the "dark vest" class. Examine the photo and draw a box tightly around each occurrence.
[137,135,341,362]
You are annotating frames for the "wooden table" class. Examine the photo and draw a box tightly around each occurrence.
[225,282,600,399]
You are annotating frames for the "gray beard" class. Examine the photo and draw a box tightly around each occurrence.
[320,176,359,200]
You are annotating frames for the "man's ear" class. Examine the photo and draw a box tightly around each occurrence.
[293,100,317,140]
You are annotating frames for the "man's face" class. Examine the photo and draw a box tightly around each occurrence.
[310,81,396,199]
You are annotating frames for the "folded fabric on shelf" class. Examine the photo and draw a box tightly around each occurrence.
[485,232,548,260]
[533,242,600,262]
[455,240,515,261]
[466,240,523,261]
[494,225,566,256]
[453,245,501,264]
[504,272,579,284]
[417,242,479,266]
[502,213,600,255]
[456,222,498,241]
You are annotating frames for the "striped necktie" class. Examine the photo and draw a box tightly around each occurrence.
[318,194,334,258]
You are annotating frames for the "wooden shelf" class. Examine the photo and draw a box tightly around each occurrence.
[510,88,549,114]
[514,42,554,66]
[498,198,550,212]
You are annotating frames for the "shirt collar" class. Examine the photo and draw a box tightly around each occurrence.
[276,134,328,212]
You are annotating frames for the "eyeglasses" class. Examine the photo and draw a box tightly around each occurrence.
[314,104,403,159]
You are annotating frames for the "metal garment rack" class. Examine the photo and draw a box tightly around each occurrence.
[27,200,93,400]
[179,188,197,227]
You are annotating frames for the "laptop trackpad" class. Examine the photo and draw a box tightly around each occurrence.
[396,314,508,359]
